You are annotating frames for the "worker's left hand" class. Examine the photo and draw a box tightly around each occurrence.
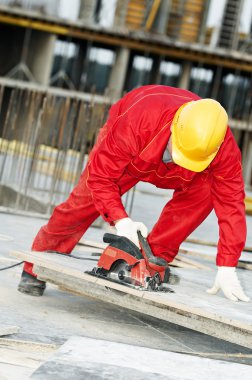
[207,266,250,302]
[115,217,148,248]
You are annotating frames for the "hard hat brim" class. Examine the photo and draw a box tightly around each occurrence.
[171,142,217,172]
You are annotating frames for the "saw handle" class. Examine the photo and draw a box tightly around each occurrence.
[137,230,154,260]
[103,233,123,244]
[104,232,152,253]
[104,231,154,257]
[137,231,168,267]
[103,233,143,260]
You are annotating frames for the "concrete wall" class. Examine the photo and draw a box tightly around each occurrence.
[108,47,130,101]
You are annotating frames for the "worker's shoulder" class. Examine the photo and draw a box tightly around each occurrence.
[109,86,200,123]
[119,85,200,113]
[126,84,198,97]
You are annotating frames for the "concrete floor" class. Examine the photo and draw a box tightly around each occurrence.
[30,336,252,380]
[0,187,252,378]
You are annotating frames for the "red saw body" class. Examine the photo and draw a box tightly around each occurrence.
[90,232,179,292]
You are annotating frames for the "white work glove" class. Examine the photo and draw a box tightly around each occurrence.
[207,267,250,302]
[115,217,148,248]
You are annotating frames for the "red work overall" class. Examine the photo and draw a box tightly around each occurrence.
[24,85,246,276]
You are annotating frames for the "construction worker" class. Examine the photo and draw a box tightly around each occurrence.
[18,85,249,302]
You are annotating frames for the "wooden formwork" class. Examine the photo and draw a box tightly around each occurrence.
[167,0,205,43]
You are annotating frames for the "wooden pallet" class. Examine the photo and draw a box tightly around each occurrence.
[10,250,252,349]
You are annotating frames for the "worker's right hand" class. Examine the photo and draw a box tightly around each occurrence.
[207,266,250,302]
[115,217,148,248]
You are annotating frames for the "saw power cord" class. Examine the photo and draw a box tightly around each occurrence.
[0,251,99,272]
[48,251,98,261]
[0,261,24,271]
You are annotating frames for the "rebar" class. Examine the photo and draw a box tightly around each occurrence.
[0,83,109,214]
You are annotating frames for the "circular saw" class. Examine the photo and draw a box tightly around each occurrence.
[89,231,179,292]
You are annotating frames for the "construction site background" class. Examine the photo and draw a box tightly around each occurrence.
[0,0,251,215]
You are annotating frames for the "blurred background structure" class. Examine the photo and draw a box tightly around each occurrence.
[0,0,251,214]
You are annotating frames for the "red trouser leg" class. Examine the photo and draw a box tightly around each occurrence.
[148,173,213,262]
[24,168,138,276]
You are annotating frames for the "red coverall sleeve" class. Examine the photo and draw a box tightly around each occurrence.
[211,129,246,267]
[86,113,140,223]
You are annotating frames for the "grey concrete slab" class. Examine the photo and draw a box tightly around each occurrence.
[0,201,252,377]
[32,361,171,380]
[31,336,252,380]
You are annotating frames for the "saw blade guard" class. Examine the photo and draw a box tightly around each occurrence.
[108,259,141,286]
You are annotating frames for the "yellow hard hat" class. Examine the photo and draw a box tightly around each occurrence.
[171,99,228,172]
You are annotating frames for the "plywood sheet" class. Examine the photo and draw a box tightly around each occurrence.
[0,325,19,337]
[10,250,252,349]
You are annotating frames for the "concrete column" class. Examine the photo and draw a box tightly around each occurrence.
[211,66,222,99]
[152,0,171,34]
[27,31,56,85]
[79,0,98,24]
[232,128,242,143]
[107,47,130,101]
[178,61,191,90]
[150,56,162,84]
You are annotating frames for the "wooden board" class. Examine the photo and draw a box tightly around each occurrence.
[175,255,212,270]
[0,338,57,380]
[245,197,252,216]
[10,250,252,349]
[185,237,252,253]
[180,243,252,270]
